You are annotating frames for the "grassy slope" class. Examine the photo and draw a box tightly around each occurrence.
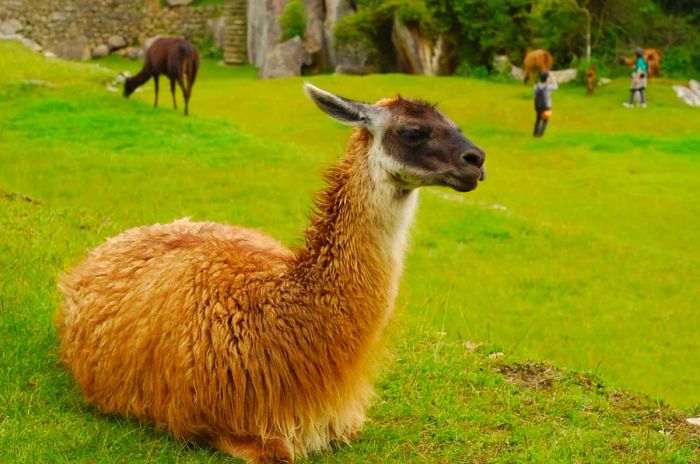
[0,41,699,462]
[98,52,700,408]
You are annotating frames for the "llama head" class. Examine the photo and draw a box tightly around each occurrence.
[123,75,136,98]
[304,83,485,192]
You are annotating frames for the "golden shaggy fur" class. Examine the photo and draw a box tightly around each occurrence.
[58,127,418,463]
[523,49,554,84]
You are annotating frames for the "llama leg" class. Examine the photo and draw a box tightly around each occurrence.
[177,77,188,116]
[170,78,177,110]
[211,435,294,464]
[153,74,159,108]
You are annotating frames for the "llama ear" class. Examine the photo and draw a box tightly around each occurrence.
[303,83,385,129]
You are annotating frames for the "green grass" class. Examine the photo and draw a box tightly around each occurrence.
[1,40,699,462]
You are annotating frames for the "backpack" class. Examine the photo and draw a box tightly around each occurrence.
[534,84,548,111]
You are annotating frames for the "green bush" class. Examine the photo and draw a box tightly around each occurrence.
[662,47,693,77]
[280,0,307,42]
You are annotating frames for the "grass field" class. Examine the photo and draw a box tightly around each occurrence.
[1,40,699,462]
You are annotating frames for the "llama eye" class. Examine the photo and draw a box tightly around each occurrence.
[399,127,429,143]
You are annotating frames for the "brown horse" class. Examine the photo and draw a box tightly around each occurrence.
[124,37,200,116]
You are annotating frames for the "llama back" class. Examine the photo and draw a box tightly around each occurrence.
[58,219,292,437]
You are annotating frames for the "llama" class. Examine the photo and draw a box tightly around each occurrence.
[57,83,486,463]
[622,48,661,78]
[523,49,553,84]
[123,37,199,116]
[585,66,596,96]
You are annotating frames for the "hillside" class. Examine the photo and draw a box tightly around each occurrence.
[0,41,699,462]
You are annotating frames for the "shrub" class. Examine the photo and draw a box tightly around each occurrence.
[280,0,307,42]
[662,47,693,77]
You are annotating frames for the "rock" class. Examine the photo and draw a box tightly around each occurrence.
[323,0,352,67]
[690,79,700,95]
[247,0,283,68]
[260,36,311,79]
[124,46,144,61]
[512,67,577,83]
[550,68,578,83]
[51,11,67,22]
[300,0,328,73]
[334,64,378,75]
[207,17,226,48]
[488,352,504,359]
[686,417,700,426]
[510,65,525,81]
[492,55,510,75]
[167,0,194,5]
[597,77,612,86]
[464,341,481,352]
[672,83,700,107]
[0,19,23,36]
[48,36,91,61]
[91,44,110,59]
[0,34,42,53]
[44,51,57,59]
[107,34,126,50]
[391,12,447,75]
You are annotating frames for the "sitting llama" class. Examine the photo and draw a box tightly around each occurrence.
[57,83,486,463]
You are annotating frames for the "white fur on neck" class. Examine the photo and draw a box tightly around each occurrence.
[366,138,419,320]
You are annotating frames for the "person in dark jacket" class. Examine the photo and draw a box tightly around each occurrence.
[533,71,558,137]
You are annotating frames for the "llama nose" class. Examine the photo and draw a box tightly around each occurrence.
[461,147,485,168]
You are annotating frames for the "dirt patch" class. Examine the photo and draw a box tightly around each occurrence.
[2,190,43,205]
[495,362,563,391]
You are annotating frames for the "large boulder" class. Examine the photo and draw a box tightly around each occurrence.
[247,0,282,68]
[299,0,327,73]
[107,35,127,50]
[391,13,448,75]
[49,36,91,61]
[247,0,353,74]
[0,19,23,36]
[207,17,226,48]
[550,68,578,83]
[260,36,311,78]
[323,0,352,65]
[91,44,110,59]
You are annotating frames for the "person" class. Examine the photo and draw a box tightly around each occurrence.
[533,71,558,137]
[623,48,647,108]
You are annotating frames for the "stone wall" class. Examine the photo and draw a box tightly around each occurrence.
[0,0,225,59]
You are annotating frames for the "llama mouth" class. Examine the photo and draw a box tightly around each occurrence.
[444,173,479,192]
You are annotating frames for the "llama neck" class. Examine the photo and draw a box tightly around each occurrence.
[127,67,151,90]
[292,129,418,329]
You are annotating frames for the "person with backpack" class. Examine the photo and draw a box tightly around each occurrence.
[533,71,558,137]
[623,48,648,108]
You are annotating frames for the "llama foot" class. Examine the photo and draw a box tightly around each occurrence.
[211,434,293,464]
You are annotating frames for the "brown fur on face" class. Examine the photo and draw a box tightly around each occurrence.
[57,86,484,463]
